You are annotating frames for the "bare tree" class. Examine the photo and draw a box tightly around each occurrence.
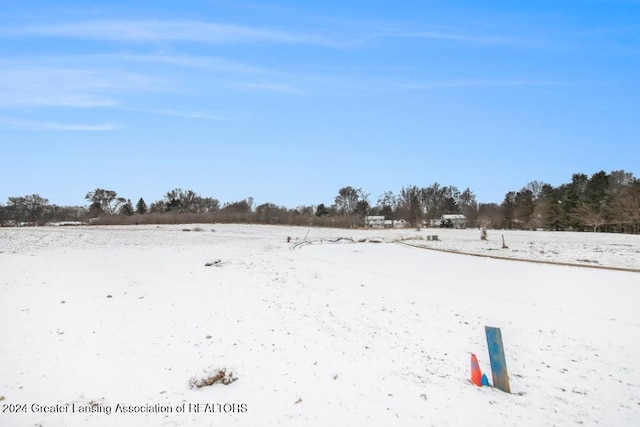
[164,188,184,212]
[7,197,27,225]
[23,194,49,224]
[524,180,546,200]
[162,189,219,214]
[43,205,87,223]
[86,189,125,216]
[478,203,502,229]
[149,200,166,213]
[459,188,478,227]
[255,203,288,224]
[611,181,640,233]
[222,198,254,214]
[195,197,220,213]
[180,189,199,213]
[420,183,445,222]
[334,186,361,215]
[5,194,49,225]
[398,185,422,227]
[377,191,398,225]
[572,202,607,232]
[420,183,462,222]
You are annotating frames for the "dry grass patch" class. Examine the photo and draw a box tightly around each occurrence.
[189,369,237,389]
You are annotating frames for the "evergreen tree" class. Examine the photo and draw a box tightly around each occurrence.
[315,203,329,217]
[585,170,610,206]
[501,192,516,229]
[538,184,563,230]
[514,189,535,227]
[120,199,134,216]
[136,198,147,215]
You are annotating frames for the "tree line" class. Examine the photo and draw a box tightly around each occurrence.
[493,170,640,233]
[1,169,638,233]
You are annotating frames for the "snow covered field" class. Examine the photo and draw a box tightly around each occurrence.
[1,224,639,426]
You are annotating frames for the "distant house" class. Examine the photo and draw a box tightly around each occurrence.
[440,214,467,229]
[385,219,407,228]
[364,216,407,228]
[46,221,86,226]
[365,216,385,228]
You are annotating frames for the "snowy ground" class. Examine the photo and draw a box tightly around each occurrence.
[1,224,639,426]
[400,228,640,271]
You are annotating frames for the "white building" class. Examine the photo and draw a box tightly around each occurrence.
[364,216,407,228]
[385,219,407,228]
[364,216,385,228]
[440,214,467,229]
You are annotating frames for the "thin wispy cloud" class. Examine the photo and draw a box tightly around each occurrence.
[0,59,249,123]
[0,116,120,131]
[404,30,512,45]
[4,20,351,48]
[5,94,119,109]
[372,26,534,47]
[229,82,301,94]
[99,53,266,75]
[400,79,566,90]
[47,122,120,131]
[0,66,160,108]
[124,107,239,122]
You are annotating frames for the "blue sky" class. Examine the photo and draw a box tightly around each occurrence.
[1,0,638,208]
